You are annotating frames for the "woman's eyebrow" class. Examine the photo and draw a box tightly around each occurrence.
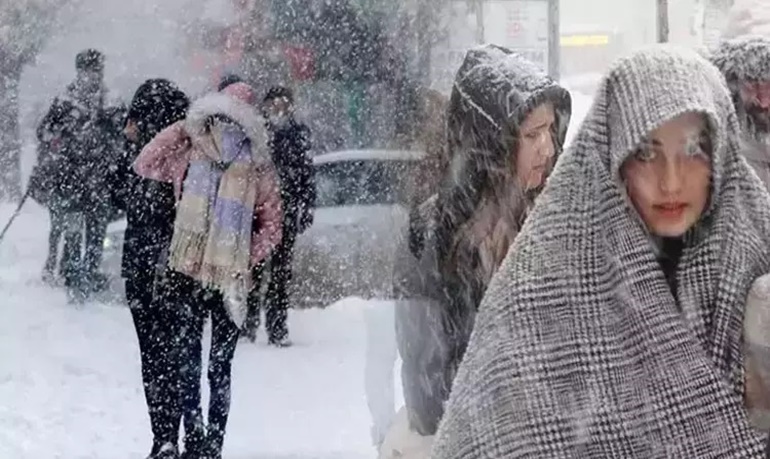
[526,121,550,131]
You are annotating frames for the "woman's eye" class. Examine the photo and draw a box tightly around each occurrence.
[633,146,656,162]
[686,142,704,157]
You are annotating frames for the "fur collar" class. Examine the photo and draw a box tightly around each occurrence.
[184,92,270,164]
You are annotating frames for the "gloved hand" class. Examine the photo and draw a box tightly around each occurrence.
[299,210,314,234]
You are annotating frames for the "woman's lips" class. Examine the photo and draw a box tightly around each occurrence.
[653,202,687,218]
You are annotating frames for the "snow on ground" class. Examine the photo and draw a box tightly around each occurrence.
[0,203,403,459]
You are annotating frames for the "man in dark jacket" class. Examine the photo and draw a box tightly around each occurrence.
[33,49,110,300]
[243,86,315,346]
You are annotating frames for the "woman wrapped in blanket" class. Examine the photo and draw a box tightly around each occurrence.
[432,45,770,458]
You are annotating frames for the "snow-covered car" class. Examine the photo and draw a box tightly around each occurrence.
[101,149,424,308]
[289,149,424,309]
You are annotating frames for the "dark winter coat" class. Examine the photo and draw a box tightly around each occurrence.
[267,118,315,236]
[31,80,111,213]
[392,45,571,437]
[115,79,189,281]
[710,36,770,191]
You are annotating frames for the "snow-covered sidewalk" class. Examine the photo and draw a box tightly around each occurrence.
[0,203,401,459]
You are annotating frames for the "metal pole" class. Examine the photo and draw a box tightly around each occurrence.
[476,0,486,44]
[657,0,670,43]
[548,0,560,80]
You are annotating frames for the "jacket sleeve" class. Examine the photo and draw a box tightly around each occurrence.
[36,98,69,144]
[250,163,284,266]
[296,125,316,213]
[133,121,191,183]
[393,221,463,437]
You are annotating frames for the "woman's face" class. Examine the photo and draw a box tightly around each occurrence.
[516,103,556,190]
[123,119,138,142]
[621,112,712,238]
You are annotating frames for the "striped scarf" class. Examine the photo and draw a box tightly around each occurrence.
[169,120,258,324]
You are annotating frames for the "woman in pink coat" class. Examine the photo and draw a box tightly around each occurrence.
[134,81,282,459]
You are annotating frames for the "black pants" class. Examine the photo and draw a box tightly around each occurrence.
[83,211,108,283]
[126,273,184,449]
[45,208,106,295]
[244,231,295,341]
[44,208,83,285]
[176,274,240,455]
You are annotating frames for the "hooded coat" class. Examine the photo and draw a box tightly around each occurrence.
[116,79,190,282]
[710,36,770,191]
[432,45,770,459]
[391,45,571,437]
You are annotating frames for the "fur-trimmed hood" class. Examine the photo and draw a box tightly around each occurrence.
[184,92,271,165]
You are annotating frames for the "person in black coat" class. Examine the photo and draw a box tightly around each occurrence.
[33,49,109,299]
[116,78,193,459]
[243,86,315,346]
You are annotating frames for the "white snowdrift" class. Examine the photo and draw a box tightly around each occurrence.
[0,203,392,459]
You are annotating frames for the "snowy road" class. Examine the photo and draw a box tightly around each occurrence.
[0,203,401,459]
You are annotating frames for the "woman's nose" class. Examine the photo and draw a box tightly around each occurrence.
[538,132,554,160]
[659,159,684,194]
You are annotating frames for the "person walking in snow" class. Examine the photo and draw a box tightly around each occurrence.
[115,78,191,459]
[710,36,770,191]
[380,45,572,458]
[134,81,283,459]
[432,45,770,458]
[32,49,110,300]
[241,86,315,346]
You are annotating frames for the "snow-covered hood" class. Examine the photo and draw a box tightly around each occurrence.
[448,44,571,161]
[710,36,770,147]
[710,36,770,87]
[431,45,572,286]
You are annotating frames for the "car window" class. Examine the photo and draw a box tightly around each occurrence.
[314,159,411,207]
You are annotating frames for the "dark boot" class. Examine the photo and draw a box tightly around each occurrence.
[180,412,207,459]
[241,264,265,343]
[147,442,179,459]
[264,235,295,344]
[206,297,240,459]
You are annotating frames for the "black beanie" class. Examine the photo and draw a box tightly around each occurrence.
[76,49,105,72]
[127,78,190,145]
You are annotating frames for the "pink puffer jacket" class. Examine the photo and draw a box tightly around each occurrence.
[134,83,283,267]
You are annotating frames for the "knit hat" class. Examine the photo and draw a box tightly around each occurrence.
[75,49,104,72]
[127,78,190,146]
[221,81,257,106]
[263,86,294,104]
[217,74,244,92]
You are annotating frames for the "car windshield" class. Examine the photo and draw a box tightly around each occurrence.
[315,159,412,207]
